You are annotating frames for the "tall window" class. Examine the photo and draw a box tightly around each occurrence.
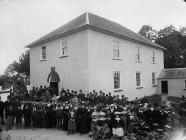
[135,48,140,62]
[60,40,68,56]
[152,72,156,85]
[41,46,46,60]
[184,80,186,89]
[136,72,141,86]
[114,72,120,89]
[113,41,120,59]
[152,51,155,63]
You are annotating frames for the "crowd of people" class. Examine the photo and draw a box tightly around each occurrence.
[0,85,184,140]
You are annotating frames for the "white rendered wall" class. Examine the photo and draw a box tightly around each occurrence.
[88,29,164,100]
[30,30,89,94]
[30,28,164,99]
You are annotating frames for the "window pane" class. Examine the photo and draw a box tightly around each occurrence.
[136,80,140,86]
[114,45,119,50]
[61,40,68,55]
[64,47,68,55]
[113,41,120,58]
[138,54,140,61]
[113,41,119,47]
[62,40,67,47]
[135,48,140,61]
[114,72,120,89]
[152,51,155,63]
[135,54,138,61]
[113,50,119,58]
[135,54,140,61]
[136,73,141,86]
[152,57,155,62]
[152,73,155,85]
[117,51,120,58]
[42,47,46,59]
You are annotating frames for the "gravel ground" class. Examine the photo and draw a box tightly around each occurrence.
[1,129,91,140]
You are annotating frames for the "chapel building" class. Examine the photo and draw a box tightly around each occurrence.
[27,12,166,100]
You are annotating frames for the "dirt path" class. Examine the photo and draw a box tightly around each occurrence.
[1,129,91,140]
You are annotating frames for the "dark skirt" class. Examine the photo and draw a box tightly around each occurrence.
[68,120,76,131]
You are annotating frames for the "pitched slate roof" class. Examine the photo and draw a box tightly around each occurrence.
[158,68,186,79]
[26,12,165,50]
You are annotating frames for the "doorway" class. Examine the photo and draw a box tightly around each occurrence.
[161,81,168,94]
[50,82,59,96]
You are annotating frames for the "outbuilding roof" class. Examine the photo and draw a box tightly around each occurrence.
[158,68,186,79]
[26,12,166,50]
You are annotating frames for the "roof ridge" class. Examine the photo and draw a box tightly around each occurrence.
[86,12,89,24]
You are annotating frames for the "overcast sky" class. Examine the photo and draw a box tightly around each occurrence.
[0,0,186,75]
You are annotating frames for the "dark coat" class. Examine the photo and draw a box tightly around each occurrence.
[0,101,4,117]
[23,108,31,127]
[62,108,69,130]
[79,108,89,134]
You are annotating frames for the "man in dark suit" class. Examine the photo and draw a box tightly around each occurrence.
[23,103,31,128]
[0,97,4,124]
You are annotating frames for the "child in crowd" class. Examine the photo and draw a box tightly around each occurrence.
[112,112,124,140]
[67,111,76,135]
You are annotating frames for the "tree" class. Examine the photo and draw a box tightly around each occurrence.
[138,25,158,42]
[0,74,12,88]
[179,34,186,66]
[156,31,184,68]
[4,50,30,77]
[3,50,30,90]
[4,61,19,77]
[180,27,186,36]
[157,25,177,38]
[16,50,30,77]
[139,25,186,68]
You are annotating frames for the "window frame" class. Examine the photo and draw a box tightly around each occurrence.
[152,72,156,85]
[152,51,156,63]
[135,47,141,62]
[114,71,120,89]
[184,80,186,89]
[60,39,68,57]
[40,46,46,61]
[136,72,141,87]
[113,40,120,59]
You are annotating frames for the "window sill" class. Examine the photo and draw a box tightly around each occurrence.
[135,60,142,63]
[152,84,157,87]
[151,62,156,64]
[40,59,46,61]
[114,89,123,92]
[113,58,122,61]
[136,86,143,89]
[59,55,68,58]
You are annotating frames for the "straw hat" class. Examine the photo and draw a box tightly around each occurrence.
[114,111,121,115]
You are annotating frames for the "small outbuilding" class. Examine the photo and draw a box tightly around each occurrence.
[157,68,186,97]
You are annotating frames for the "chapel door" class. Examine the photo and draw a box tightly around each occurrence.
[161,81,168,94]
[50,82,59,96]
